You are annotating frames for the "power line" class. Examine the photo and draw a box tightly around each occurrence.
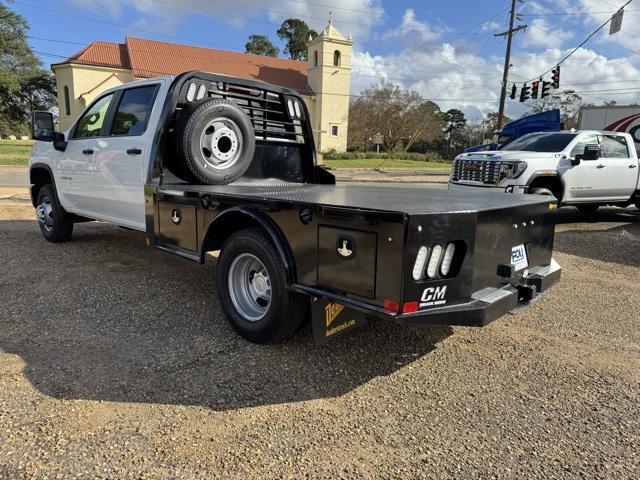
[521,0,634,83]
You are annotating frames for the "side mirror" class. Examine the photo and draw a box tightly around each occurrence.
[53,132,67,152]
[32,111,55,141]
[581,144,600,161]
[572,144,600,166]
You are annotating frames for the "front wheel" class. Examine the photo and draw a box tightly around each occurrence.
[635,199,640,211]
[216,229,308,343]
[36,184,73,243]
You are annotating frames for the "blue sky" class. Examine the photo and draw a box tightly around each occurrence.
[13,0,640,120]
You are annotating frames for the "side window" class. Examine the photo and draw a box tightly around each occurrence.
[570,134,599,157]
[74,94,114,139]
[111,85,158,136]
[600,135,630,158]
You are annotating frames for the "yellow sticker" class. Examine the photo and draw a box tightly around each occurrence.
[325,302,345,328]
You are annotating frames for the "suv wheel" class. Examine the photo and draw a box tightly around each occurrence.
[36,184,73,243]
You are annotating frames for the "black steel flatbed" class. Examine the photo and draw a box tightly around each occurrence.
[157,182,552,216]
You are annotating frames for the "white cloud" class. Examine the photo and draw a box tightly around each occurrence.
[382,9,440,44]
[523,18,569,49]
[480,20,501,33]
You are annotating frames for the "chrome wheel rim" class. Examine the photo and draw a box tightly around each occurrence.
[228,253,272,321]
[199,117,243,170]
[36,196,54,232]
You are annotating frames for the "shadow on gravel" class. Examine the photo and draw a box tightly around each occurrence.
[554,207,640,267]
[0,220,452,411]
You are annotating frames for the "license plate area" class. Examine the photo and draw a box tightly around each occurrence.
[511,243,528,271]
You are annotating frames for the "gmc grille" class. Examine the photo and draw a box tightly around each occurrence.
[451,159,503,184]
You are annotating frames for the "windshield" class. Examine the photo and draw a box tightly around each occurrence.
[502,132,577,152]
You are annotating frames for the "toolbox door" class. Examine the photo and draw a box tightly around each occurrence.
[317,225,377,298]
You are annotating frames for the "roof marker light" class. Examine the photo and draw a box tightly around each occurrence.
[196,84,207,100]
[412,246,429,281]
[441,243,456,276]
[186,82,197,102]
[426,244,443,278]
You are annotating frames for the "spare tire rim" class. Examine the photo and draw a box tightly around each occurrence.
[228,253,272,322]
[199,117,243,170]
[36,196,54,232]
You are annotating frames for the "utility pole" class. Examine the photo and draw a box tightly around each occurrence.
[495,0,526,129]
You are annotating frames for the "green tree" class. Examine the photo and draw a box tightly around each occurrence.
[347,81,443,152]
[245,34,279,57]
[0,2,56,136]
[277,18,318,61]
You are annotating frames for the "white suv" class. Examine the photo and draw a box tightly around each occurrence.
[449,130,640,213]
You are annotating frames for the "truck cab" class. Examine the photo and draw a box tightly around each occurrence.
[451,130,640,212]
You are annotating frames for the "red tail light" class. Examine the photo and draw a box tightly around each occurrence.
[383,299,399,314]
[402,301,419,314]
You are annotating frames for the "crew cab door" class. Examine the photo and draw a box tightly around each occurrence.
[562,134,609,202]
[92,84,160,228]
[598,134,638,201]
[58,93,115,212]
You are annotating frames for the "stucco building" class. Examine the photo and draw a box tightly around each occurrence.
[51,21,352,152]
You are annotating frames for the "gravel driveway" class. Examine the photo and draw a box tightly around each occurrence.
[0,199,638,479]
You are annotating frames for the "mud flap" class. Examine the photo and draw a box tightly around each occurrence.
[311,298,369,345]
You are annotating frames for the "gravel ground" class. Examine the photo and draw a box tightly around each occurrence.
[0,199,639,479]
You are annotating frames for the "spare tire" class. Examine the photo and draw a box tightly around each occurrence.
[174,98,255,184]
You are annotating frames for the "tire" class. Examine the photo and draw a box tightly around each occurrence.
[530,187,556,198]
[577,204,599,215]
[174,99,255,185]
[216,229,308,344]
[635,199,640,211]
[35,184,73,243]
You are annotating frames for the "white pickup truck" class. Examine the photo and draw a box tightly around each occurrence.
[449,130,640,214]
[28,71,561,344]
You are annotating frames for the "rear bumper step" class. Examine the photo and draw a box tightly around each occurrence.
[398,259,561,327]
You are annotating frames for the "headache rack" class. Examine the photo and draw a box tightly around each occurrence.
[178,77,305,144]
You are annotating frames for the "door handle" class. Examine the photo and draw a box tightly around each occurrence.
[629,164,638,169]
[127,148,142,155]
[82,149,94,155]
[596,164,605,169]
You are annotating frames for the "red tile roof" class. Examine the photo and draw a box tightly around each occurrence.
[64,41,131,70]
[56,37,310,95]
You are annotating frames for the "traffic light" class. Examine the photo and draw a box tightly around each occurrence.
[519,83,530,102]
[551,65,560,89]
[531,80,539,99]
[541,81,552,98]
[510,83,517,100]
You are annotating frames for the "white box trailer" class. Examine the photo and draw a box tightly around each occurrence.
[578,105,640,151]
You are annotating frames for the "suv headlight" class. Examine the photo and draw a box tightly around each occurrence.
[499,161,527,182]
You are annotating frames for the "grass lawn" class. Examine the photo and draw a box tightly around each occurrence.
[323,158,451,170]
[0,140,34,165]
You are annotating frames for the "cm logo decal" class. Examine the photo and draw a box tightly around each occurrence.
[420,286,447,307]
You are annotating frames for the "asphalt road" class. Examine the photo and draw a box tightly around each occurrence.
[0,195,639,478]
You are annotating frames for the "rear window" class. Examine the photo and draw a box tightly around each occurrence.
[111,85,158,136]
[502,133,577,152]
